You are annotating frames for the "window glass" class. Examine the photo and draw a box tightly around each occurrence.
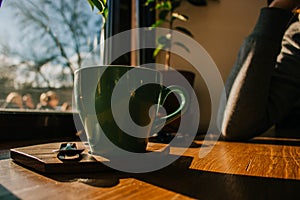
[0,0,102,111]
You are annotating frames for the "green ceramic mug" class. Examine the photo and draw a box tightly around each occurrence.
[74,65,189,156]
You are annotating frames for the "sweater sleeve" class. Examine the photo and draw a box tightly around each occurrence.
[218,7,299,140]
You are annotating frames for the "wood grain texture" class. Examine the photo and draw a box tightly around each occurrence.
[10,142,111,174]
[9,142,170,174]
[1,138,300,199]
[181,140,300,180]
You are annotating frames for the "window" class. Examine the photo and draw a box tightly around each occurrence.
[0,0,101,140]
[0,0,154,141]
[0,0,101,110]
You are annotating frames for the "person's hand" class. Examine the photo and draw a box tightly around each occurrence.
[269,0,300,11]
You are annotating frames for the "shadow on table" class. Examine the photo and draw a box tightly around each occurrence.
[195,130,300,147]
[248,137,300,146]
[149,135,202,148]
[44,154,300,200]
[44,155,193,188]
[0,184,20,200]
[133,165,300,200]
[247,126,300,146]
[47,172,122,188]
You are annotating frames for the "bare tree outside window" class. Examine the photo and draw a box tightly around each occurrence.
[0,0,102,89]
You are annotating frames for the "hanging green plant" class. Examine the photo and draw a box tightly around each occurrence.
[87,0,108,19]
[145,0,205,69]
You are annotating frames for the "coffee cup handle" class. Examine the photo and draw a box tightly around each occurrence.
[152,85,190,133]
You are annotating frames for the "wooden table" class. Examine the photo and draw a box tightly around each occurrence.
[1,136,300,200]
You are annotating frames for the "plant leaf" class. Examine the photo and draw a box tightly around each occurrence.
[175,26,193,37]
[153,35,171,57]
[172,12,188,22]
[103,7,108,19]
[89,0,106,13]
[156,1,172,11]
[159,10,169,20]
[173,41,190,52]
[151,19,164,28]
[87,0,95,10]
[145,0,155,6]
[187,0,207,6]
[157,35,171,47]
[153,44,165,57]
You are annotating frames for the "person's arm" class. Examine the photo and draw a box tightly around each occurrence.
[218,2,300,140]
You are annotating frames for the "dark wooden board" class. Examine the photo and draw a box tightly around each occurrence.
[10,142,111,174]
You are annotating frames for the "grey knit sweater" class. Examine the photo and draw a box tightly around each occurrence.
[218,7,300,140]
